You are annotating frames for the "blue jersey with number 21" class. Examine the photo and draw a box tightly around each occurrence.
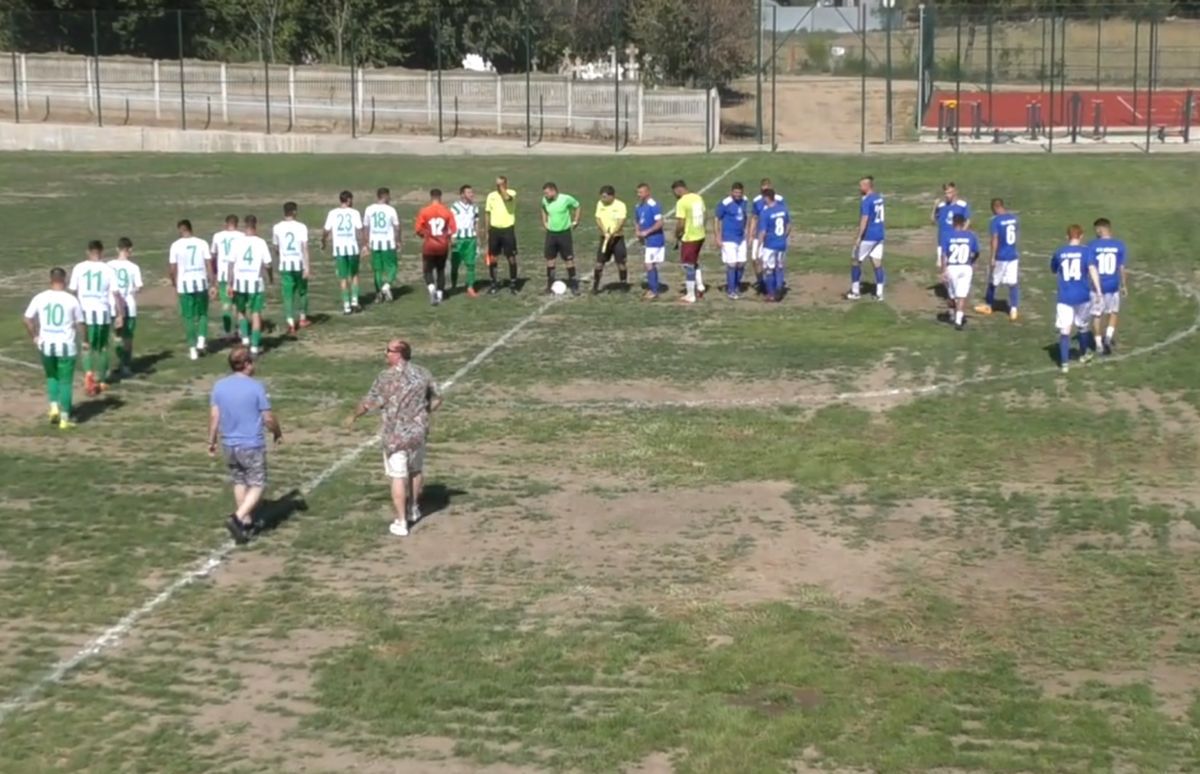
[860,192,885,242]
[1051,244,1095,305]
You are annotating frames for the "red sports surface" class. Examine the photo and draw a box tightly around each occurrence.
[922,88,1198,132]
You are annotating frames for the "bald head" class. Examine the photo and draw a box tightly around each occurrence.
[386,339,412,362]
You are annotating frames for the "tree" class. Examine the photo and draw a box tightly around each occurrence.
[630,0,754,87]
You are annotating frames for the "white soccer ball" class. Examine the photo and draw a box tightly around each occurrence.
[550,280,568,296]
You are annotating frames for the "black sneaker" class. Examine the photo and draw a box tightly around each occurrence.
[509,284,519,295]
[226,515,250,545]
[570,284,581,297]
[955,321,965,331]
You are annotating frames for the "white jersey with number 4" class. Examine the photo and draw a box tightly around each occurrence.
[324,207,363,257]
[25,289,84,357]
[170,236,212,293]
[230,235,272,294]
[211,229,243,283]
[68,260,119,324]
[107,258,144,317]
[272,220,309,272]
[363,203,400,250]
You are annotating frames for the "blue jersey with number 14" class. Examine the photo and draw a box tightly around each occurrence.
[860,192,885,242]
[1051,244,1095,305]
[989,213,1020,261]
[1089,237,1127,294]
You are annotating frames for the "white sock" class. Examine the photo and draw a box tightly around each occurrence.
[427,283,436,295]
[955,310,964,325]
[250,346,260,354]
[876,285,884,298]
[196,336,206,350]
[685,280,696,298]
[695,269,704,289]
[50,402,58,412]
[851,281,860,294]
[1106,325,1115,340]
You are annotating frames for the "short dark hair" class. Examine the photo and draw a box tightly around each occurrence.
[459,184,472,194]
[731,182,744,191]
[430,188,442,199]
[671,179,686,190]
[600,185,616,196]
[377,187,390,198]
[543,182,558,191]
[228,346,253,372]
[283,201,298,216]
[225,214,239,226]
[636,182,649,190]
[1094,217,1112,228]
[243,214,258,229]
[952,214,967,227]
[339,190,353,204]
[762,188,776,200]
[943,181,957,190]
[862,175,874,183]
[50,267,66,282]
[177,219,192,231]
[759,178,771,187]
[118,237,133,250]
[991,198,1004,208]
[87,239,103,253]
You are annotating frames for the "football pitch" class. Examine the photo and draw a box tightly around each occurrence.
[1,150,1200,773]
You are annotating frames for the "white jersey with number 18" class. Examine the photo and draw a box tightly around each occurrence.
[363,203,400,250]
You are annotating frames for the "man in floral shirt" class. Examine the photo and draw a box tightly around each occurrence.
[348,338,442,536]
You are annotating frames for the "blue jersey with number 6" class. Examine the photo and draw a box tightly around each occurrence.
[989,213,1020,261]
[1051,245,1095,305]
[1088,237,1127,294]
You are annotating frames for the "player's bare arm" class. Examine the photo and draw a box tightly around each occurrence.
[1120,264,1128,296]
[855,213,868,251]
[263,409,282,444]
[1088,264,1102,295]
[990,232,999,267]
[321,228,330,252]
[541,207,549,231]
[207,404,220,456]
[22,315,38,345]
[302,241,311,280]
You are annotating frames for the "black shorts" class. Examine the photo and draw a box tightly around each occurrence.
[596,235,628,264]
[544,230,574,261]
[488,226,517,258]
[422,253,448,270]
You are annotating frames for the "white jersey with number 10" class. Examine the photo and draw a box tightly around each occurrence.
[25,289,84,357]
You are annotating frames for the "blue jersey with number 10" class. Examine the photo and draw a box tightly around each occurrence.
[860,192,885,242]
[989,213,1020,261]
[1051,244,1095,305]
[1089,237,1127,294]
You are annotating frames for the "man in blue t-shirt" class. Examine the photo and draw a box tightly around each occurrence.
[939,214,979,331]
[848,175,885,301]
[756,189,790,303]
[634,183,666,300]
[713,182,751,300]
[977,198,1021,321]
[1050,224,1102,373]
[208,346,283,543]
[1088,217,1129,354]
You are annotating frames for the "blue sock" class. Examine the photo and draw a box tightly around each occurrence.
[735,265,744,289]
[851,265,862,285]
[985,283,996,306]
[685,265,696,283]
[1009,285,1019,308]
[1059,334,1071,365]
[647,267,658,293]
[764,270,776,297]
[773,267,784,295]
[874,266,885,290]
[726,266,735,294]
[1077,332,1093,355]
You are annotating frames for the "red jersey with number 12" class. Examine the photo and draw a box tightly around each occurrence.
[415,203,456,256]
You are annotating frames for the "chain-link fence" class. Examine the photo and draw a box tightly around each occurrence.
[0,6,721,150]
[731,0,1199,152]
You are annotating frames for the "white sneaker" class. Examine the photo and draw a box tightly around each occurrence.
[436,290,444,304]
[189,347,199,361]
[241,337,250,346]
[409,504,422,525]
[845,291,861,300]
[250,346,260,356]
[196,337,207,352]
[388,518,409,537]
[381,285,392,301]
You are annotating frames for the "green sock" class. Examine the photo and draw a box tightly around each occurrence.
[82,349,93,374]
[351,279,359,304]
[46,375,57,405]
[97,348,109,382]
[373,266,384,292]
[465,257,477,287]
[184,317,194,348]
[239,317,250,341]
[386,260,398,287]
[197,311,208,343]
[341,288,350,307]
[58,359,74,416]
[281,278,295,323]
[299,278,309,317]
[222,309,232,334]
[251,329,262,349]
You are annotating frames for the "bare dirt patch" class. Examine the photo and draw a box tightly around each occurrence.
[1041,663,1200,721]
[1109,388,1200,434]
[136,282,183,310]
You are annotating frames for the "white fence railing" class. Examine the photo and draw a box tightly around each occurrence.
[0,52,721,147]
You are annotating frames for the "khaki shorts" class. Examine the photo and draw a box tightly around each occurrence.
[383,446,426,479]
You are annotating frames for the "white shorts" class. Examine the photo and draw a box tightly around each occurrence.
[383,446,426,479]
[761,248,785,270]
[1056,302,1092,334]
[644,246,665,265]
[991,259,1019,286]
[944,265,973,299]
[721,241,747,265]
[855,240,883,263]
[1094,291,1120,315]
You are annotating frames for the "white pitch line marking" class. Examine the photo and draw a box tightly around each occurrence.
[0,149,756,727]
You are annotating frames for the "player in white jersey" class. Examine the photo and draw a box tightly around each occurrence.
[363,187,402,302]
[230,215,274,356]
[211,214,244,341]
[69,239,125,395]
[24,267,87,429]
[169,218,215,361]
[108,237,144,379]
[272,201,311,335]
[322,190,366,314]
[450,185,481,297]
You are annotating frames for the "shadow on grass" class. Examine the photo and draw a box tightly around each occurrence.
[75,394,125,424]
[128,349,172,377]
[254,488,307,534]
[417,482,468,523]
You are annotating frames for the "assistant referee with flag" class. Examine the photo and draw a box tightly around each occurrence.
[592,185,629,293]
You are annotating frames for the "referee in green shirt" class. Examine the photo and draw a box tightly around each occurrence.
[541,182,581,295]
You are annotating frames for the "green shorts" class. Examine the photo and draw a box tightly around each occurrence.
[116,316,137,337]
[335,255,361,279]
[178,290,208,318]
[218,280,231,304]
[371,248,397,267]
[234,291,265,314]
[452,238,478,263]
[86,322,111,349]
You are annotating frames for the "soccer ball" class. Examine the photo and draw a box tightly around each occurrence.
[550,280,568,296]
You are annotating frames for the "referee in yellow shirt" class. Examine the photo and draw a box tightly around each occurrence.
[484,176,519,295]
[592,185,629,294]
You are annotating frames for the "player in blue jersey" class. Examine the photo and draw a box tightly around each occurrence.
[939,214,978,331]
[847,175,885,301]
[714,182,750,300]
[634,183,666,301]
[1089,217,1128,354]
[750,178,785,295]
[756,189,790,303]
[1051,224,1102,373]
[932,182,970,309]
[976,198,1021,321]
